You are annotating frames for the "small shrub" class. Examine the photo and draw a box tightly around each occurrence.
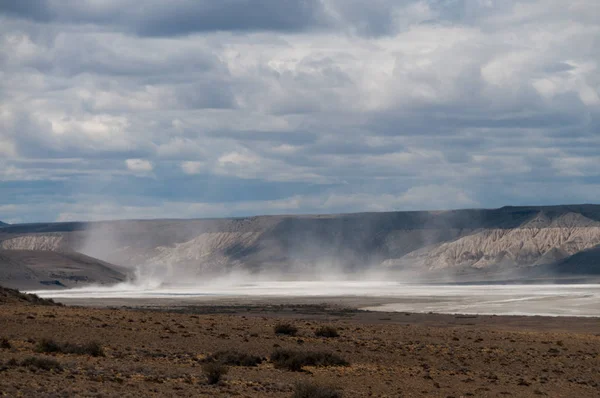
[271,350,305,371]
[21,356,62,371]
[293,381,342,398]
[68,341,105,357]
[0,338,11,349]
[315,326,339,338]
[271,349,349,372]
[35,339,104,357]
[203,350,262,367]
[202,362,228,385]
[35,338,61,353]
[274,323,298,336]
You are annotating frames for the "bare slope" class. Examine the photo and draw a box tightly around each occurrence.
[0,250,130,290]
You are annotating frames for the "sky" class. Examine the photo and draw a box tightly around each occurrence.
[0,0,599,223]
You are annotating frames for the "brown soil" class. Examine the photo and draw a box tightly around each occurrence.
[1,301,599,397]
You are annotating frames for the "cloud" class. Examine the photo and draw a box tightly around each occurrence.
[125,159,153,172]
[0,0,599,222]
[180,161,204,175]
[42,185,477,222]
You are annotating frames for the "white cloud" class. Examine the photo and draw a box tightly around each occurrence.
[218,151,260,166]
[180,161,205,175]
[0,138,17,157]
[395,185,478,210]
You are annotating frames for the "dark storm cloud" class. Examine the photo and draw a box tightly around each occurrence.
[0,0,444,38]
[0,0,53,21]
[0,0,330,35]
[133,0,329,36]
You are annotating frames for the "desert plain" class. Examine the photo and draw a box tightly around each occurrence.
[1,287,600,397]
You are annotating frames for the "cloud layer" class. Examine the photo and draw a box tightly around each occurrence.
[1,0,599,222]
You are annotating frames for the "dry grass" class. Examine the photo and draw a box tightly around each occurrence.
[203,350,263,367]
[293,381,342,398]
[20,356,63,371]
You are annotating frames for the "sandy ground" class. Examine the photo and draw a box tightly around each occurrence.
[1,297,600,397]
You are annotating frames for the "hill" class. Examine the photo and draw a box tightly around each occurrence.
[1,205,600,288]
[0,250,130,290]
[0,285,60,305]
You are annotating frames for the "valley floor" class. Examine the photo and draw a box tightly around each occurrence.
[1,301,599,397]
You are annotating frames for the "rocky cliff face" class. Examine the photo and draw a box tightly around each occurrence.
[384,213,600,270]
[2,205,600,284]
[1,234,65,251]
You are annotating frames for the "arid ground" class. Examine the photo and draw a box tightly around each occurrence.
[1,290,600,397]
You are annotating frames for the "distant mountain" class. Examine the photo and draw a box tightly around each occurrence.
[1,204,600,289]
[0,221,8,227]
